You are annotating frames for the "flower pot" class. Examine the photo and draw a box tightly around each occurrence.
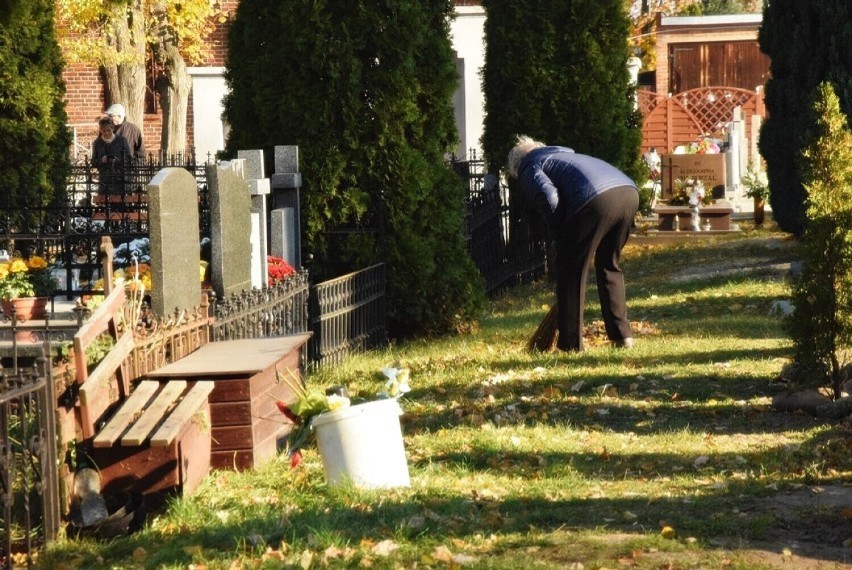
[2,296,48,322]
[753,197,765,227]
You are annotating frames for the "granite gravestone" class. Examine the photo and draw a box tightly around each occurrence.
[148,168,202,316]
[207,160,253,297]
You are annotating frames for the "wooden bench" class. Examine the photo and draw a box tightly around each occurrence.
[72,238,212,504]
[87,380,214,503]
[91,192,148,223]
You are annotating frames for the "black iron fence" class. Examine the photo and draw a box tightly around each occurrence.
[0,355,60,569]
[450,151,547,293]
[0,155,207,299]
[309,263,387,366]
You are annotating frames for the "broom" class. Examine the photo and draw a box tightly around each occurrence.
[527,301,559,352]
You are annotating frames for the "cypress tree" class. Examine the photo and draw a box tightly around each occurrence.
[0,0,71,219]
[223,0,484,338]
[758,0,852,235]
[480,0,642,178]
[786,82,852,399]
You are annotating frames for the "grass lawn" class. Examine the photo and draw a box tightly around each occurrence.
[39,225,852,569]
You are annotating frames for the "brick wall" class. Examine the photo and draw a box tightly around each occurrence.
[60,0,238,158]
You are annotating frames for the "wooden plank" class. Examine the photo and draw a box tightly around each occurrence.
[150,382,215,447]
[145,334,311,378]
[78,332,136,438]
[92,381,160,448]
[210,424,254,451]
[210,449,255,471]
[79,331,135,406]
[209,400,252,426]
[73,287,126,358]
[121,380,187,446]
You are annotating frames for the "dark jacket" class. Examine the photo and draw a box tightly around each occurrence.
[91,134,132,193]
[518,146,637,235]
[115,121,144,161]
[91,134,132,168]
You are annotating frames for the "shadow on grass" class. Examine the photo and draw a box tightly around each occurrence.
[118,469,849,569]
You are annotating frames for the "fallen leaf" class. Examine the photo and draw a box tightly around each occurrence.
[433,545,454,562]
[372,539,399,557]
[661,526,676,539]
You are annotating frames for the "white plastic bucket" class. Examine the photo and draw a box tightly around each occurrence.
[312,398,410,488]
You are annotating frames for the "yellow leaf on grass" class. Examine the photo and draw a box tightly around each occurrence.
[661,526,676,539]
[433,545,454,562]
[372,539,399,557]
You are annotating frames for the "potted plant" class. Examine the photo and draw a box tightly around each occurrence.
[0,254,59,321]
[741,166,770,226]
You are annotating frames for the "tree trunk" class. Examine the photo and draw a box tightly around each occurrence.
[103,0,146,127]
[156,44,190,156]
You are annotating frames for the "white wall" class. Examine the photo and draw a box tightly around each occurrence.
[449,6,486,160]
[188,67,228,163]
[189,6,488,163]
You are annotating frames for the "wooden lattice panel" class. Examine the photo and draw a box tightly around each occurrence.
[638,87,764,153]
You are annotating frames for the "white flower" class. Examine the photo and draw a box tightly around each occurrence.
[326,394,350,411]
[381,367,412,398]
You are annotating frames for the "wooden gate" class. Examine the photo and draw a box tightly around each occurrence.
[638,86,765,154]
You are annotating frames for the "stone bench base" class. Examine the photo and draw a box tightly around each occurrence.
[654,204,734,231]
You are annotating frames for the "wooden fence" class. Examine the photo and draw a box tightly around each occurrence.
[638,86,765,153]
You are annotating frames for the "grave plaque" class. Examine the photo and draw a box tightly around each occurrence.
[661,154,726,201]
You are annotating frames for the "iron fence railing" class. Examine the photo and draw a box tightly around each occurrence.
[0,155,208,300]
[309,263,387,366]
[210,272,311,343]
[449,151,547,293]
[0,354,60,570]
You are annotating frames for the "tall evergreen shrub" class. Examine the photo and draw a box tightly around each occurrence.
[480,0,642,178]
[758,0,852,235]
[223,0,484,338]
[0,0,71,215]
[786,83,852,399]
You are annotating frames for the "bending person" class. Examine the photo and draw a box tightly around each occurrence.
[507,135,639,352]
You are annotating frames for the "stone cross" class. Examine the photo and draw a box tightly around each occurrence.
[147,168,202,316]
[237,149,270,289]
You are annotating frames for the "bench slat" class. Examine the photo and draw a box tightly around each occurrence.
[121,381,187,446]
[150,382,215,447]
[92,381,160,448]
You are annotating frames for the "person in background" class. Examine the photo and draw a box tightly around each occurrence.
[507,135,639,352]
[91,116,132,194]
[105,103,144,161]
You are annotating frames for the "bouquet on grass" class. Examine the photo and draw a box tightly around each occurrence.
[276,367,411,468]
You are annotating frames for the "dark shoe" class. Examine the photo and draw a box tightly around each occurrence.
[613,337,634,348]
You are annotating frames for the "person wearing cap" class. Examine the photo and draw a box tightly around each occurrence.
[105,103,144,161]
[507,135,639,352]
[92,115,132,195]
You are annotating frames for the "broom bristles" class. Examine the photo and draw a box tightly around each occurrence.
[527,302,559,352]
